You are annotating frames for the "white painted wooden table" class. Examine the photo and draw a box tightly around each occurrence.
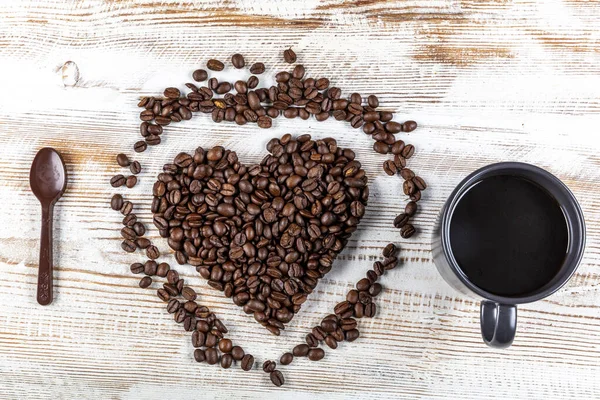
[1,1,599,399]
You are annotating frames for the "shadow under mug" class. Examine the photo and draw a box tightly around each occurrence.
[431,162,586,348]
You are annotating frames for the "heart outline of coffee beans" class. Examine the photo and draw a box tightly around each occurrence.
[151,133,369,334]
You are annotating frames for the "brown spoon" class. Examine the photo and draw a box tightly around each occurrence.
[29,148,67,305]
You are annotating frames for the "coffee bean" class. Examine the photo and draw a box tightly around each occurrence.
[356,278,371,291]
[403,180,416,195]
[270,370,284,387]
[307,348,325,361]
[346,289,359,304]
[139,276,152,288]
[383,243,396,257]
[231,346,245,361]
[383,160,397,176]
[413,176,427,190]
[247,75,259,89]
[157,289,170,302]
[404,201,418,216]
[367,95,379,108]
[324,335,338,349]
[110,174,126,187]
[345,329,360,342]
[263,360,276,373]
[373,141,389,154]
[369,282,383,296]
[121,240,136,253]
[134,141,147,153]
[283,48,296,63]
[207,59,224,71]
[293,344,310,357]
[193,69,208,82]
[410,190,422,202]
[312,326,326,341]
[401,144,415,159]
[403,120,417,132]
[220,353,233,369]
[193,348,206,363]
[394,154,407,169]
[350,93,362,104]
[121,227,136,240]
[167,299,180,313]
[394,213,409,228]
[391,140,405,155]
[400,224,416,238]
[111,194,123,211]
[205,348,219,365]
[231,54,245,69]
[255,115,273,129]
[116,153,130,167]
[385,121,402,133]
[130,161,141,175]
[130,262,144,274]
[164,87,180,99]
[250,62,265,74]
[241,354,254,371]
[400,168,415,180]
[219,338,233,353]
[146,245,160,259]
[280,352,293,365]
[292,64,305,79]
[340,318,357,331]
[306,333,319,347]
[321,319,337,333]
[120,201,133,216]
[125,175,137,188]
[364,303,376,318]
[182,287,197,301]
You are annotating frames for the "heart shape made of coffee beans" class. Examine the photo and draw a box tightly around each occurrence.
[151,134,369,335]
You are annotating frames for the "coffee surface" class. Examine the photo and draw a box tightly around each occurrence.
[449,175,568,297]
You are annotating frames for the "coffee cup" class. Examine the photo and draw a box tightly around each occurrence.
[432,162,586,348]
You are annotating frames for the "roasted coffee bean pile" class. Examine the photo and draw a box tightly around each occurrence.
[151,134,369,334]
[134,48,424,237]
[110,193,255,372]
[260,243,399,386]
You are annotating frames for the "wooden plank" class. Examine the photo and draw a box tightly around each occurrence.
[1,0,599,399]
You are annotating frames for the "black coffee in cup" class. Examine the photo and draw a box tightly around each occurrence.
[449,175,568,297]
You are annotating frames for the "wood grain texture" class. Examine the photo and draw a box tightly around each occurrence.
[1,0,599,399]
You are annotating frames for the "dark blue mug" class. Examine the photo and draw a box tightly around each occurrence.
[432,162,586,348]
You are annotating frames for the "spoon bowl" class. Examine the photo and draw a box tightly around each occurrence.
[29,148,67,305]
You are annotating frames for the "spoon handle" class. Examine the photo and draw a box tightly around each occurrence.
[37,204,54,305]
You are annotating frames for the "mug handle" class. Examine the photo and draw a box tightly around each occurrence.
[480,300,517,348]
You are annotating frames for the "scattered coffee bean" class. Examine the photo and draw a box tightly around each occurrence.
[139,276,152,288]
[307,348,325,361]
[121,240,136,253]
[193,69,208,82]
[125,175,137,188]
[403,120,417,132]
[249,62,265,74]
[116,153,130,167]
[280,352,293,365]
[207,59,224,71]
[400,224,415,238]
[283,48,296,63]
[270,370,285,387]
[293,344,310,357]
[146,245,160,259]
[130,161,141,175]
[130,262,144,274]
[263,360,276,373]
[134,141,147,153]
[231,54,245,69]
[241,354,254,371]
[111,194,123,211]
[110,174,126,187]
